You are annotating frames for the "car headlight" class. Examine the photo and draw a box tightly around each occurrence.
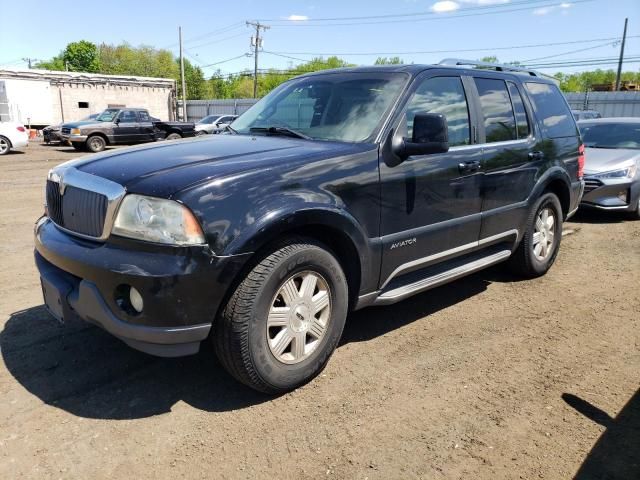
[70,128,82,135]
[591,164,637,179]
[112,194,205,245]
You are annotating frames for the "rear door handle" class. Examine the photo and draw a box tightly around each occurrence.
[528,151,545,161]
[458,161,481,173]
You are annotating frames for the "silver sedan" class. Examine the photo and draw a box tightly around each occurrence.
[579,118,640,219]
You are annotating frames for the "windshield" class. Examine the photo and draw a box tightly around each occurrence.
[96,109,120,122]
[580,122,640,149]
[231,72,409,142]
[199,115,221,125]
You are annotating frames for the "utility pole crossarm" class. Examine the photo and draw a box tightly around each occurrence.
[246,20,270,98]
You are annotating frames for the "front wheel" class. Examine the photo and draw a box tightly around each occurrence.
[508,192,563,278]
[214,238,348,393]
[165,132,182,140]
[86,135,106,153]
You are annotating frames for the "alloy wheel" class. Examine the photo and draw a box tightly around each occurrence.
[0,138,8,154]
[267,271,331,364]
[532,207,555,261]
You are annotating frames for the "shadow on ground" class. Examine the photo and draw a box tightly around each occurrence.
[569,209,633,225]
[2,270,497,419]
[563,391,640,479]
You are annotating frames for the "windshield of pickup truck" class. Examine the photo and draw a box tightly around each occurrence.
[231,72,408,142]
[96,109,120,122]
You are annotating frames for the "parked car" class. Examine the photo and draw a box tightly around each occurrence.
[35,61,584,393]
[60,108,195,152]
[194,114,238,135]
[43,113,100,144]
[578,118,640,218]
[0,122,29,155]
[572,109,602,121]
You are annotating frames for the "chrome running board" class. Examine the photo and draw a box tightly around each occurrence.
[373,249,511,306]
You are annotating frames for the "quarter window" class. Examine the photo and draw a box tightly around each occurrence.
[524,82,577,138]
[474,78,517,143]
[507,82,530,139]
[406,76,470,147]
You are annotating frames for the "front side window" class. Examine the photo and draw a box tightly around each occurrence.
[474,78,517,143]
[96,109,120,122]
[232,72,409,142]
[406,76,470,147]
[524,82,577,138]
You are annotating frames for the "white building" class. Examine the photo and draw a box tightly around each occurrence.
[0,68,176,127]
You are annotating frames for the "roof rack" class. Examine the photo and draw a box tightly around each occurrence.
[438,58,556,81]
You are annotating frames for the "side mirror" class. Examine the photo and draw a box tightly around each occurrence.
[393,113,449,161]
[114,117,120,125]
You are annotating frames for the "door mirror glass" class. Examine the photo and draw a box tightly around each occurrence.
[393,113,449,160]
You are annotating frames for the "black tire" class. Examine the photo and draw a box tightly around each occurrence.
[508,192,563,278]
[195,130,207,136]
[214,238,348,394]
[628,197,640,220]
[165,132,182,140]
[86,135,106,153]
[0,135,10,155]
[71,142,85,151]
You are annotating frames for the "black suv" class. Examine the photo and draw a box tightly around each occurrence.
[35,61,584,393]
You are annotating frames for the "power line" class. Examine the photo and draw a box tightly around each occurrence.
[162,22,245,49]
[260,0,569,23]
[263,0,595,28]
[522,40,622,62]
[187,32,248,51]
[200,54,252,69]
[264,35,640,58]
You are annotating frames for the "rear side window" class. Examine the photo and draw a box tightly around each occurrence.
[473,78,516,143]
[524,82,577,138]
[406,76,471,147]
[507,82,530,138]
[138,111,150,122]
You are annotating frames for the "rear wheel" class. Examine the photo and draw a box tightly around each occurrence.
[165,132,182,140]
[0,136,10,155]
[86,135,106,153]
[508,192,563,278]
[214,238,348,393]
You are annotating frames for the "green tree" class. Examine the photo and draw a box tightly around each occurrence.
[375,56,404,65]
[63,41,100,72]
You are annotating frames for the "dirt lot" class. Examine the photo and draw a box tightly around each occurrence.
[0,140,638,479]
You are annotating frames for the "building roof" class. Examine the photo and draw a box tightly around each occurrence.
[0,68,175,88]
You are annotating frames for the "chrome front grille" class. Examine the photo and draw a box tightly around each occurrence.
[61,127,71,135]
[45,167,126,241]
[46,181,108,237]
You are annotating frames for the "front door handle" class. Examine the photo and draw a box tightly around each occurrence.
[528,151,545,161]
[458,161,481,173]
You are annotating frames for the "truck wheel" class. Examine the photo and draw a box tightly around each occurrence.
[71,142,85,151]
[214,238,348,393]
[86,135,106,153]
[508,192,563,278]
[165,133,182,140]
[0,136,10,155]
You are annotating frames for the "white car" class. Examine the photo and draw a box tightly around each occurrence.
[0,122,29,155]
[194,114,238,135]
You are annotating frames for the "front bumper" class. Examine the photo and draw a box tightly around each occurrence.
[44,130,62,142]
[34,217,251,357]
[580,177,639,212]
[62,134,88,143]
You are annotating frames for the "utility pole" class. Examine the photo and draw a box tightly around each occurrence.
[22,58,33,69]
[179,26,188,121]
[246,21,269,98]
[615,17,628,91]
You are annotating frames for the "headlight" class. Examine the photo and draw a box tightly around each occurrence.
[70,128,82,135]
[112,194,205,245]
[591,164,637,179]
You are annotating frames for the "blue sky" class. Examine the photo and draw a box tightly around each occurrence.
[1,0,638,76]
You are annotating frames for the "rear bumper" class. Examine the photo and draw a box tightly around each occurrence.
[34,217,251,357]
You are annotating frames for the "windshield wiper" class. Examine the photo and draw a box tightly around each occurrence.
[224,124,238,134]
[249,126,311,140]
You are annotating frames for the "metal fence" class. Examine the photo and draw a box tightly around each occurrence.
[183,92,640,123]
[183,99,258,122]
[565,92,640,118]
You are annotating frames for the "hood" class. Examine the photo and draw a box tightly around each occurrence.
[68,134,373,198]
[583,147,640,174]
[62,120,106,129]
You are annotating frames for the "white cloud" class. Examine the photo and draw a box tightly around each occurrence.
[431,1,460,12]
[532,2,572,16]
[286,14,309,21]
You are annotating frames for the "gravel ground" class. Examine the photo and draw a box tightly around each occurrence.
[0,140,638,479]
